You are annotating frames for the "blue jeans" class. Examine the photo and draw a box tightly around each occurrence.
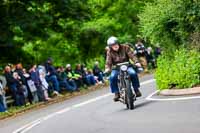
[86,75,96,85]
[0,95,6,112]
[59,79,77,91]
[48,75,60,92]
[97,72,104,83]
[109,67,140,93]
[10,84,20,106]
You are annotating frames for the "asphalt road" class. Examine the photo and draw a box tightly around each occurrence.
[0,74,200,133]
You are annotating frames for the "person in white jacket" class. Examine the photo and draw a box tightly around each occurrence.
[39,68,51,101]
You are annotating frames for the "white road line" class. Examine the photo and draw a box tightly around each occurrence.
[12,119,42,133]
[13,79,155,133]
[72,93,112,108]
[146,90,200,101]
[20,121,41,133]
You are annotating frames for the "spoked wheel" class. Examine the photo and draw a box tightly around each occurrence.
[125,80,134,110]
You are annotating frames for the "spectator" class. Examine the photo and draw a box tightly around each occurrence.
[145,47,156,69]
[86,69,97,85]
[15,63,26,85]
[134,39,148,71]
[0,80,6,112]
[29,65,45,102]
[0,75,7,110]
[15,64,29,102]
[38,69,51,101]
[93,61,104,83]
[57,67,78,92]
[154,44,162,59]
[45,58,60,94]
[75,64,89,86]
[13,72,26,106]
[4,65,21,106]
[66,64,83,88]
[22,68,34,104]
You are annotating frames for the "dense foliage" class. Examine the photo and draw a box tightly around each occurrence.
[0,0,149,66]
[139,0,200,50]
[155,49,200,90]
[138,0,200,89]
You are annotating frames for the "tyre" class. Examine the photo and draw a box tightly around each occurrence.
[125,80,134,110]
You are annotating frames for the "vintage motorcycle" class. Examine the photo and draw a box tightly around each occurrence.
[115,62,136,110]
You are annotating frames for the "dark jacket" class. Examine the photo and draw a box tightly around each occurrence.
[4,72,17,87]
[45,63,57,76]
[93,66,102,76]
[15,69,26,84]
[105,45,138,70]
[30,70,41,86]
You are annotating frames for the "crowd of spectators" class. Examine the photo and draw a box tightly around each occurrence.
[0,59,104,112]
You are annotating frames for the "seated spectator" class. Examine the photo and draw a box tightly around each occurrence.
[85,69,97,86]
[66,64,83,88]
[22,68,34,104]
[93,61,104,83]
[75,64,89,86]
[4,65,21,106]
[45,58,60,94]
[0,81,6,112]
[13,72,26,106]
[57,67,78,92]
[15,63,26,85]
[15,64,29,102]
[29,65,45,102]
[38,68,51,101]
[0,75,7,110]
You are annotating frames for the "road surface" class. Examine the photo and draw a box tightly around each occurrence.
[0,74,200,133]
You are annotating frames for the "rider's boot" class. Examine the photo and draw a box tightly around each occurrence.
[113,92,120,102]
[135,90,142,97]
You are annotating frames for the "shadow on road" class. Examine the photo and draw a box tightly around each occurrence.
[114,100,155,113]
[134,100,155,109]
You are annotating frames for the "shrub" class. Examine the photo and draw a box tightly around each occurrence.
[155,48,200,90]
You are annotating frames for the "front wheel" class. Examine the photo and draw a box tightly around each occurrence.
[125,80,134,110]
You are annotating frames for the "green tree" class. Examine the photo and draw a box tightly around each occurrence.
[139,0,200,50]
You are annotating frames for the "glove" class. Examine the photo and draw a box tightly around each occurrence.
[135,62,142,68]
[104,68,110,74]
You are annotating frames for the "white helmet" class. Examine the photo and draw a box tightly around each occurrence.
[107,36,118,46]
[66,64,71,68]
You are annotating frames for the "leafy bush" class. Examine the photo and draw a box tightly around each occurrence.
[85,56,105,71]
[139,0,200,48]
[155,48,200,90]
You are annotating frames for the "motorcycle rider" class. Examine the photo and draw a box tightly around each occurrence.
[105,36,142,101]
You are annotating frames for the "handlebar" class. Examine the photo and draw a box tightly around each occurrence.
[116,62,130,66]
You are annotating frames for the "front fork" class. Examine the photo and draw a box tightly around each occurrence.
[118,72,130,103]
